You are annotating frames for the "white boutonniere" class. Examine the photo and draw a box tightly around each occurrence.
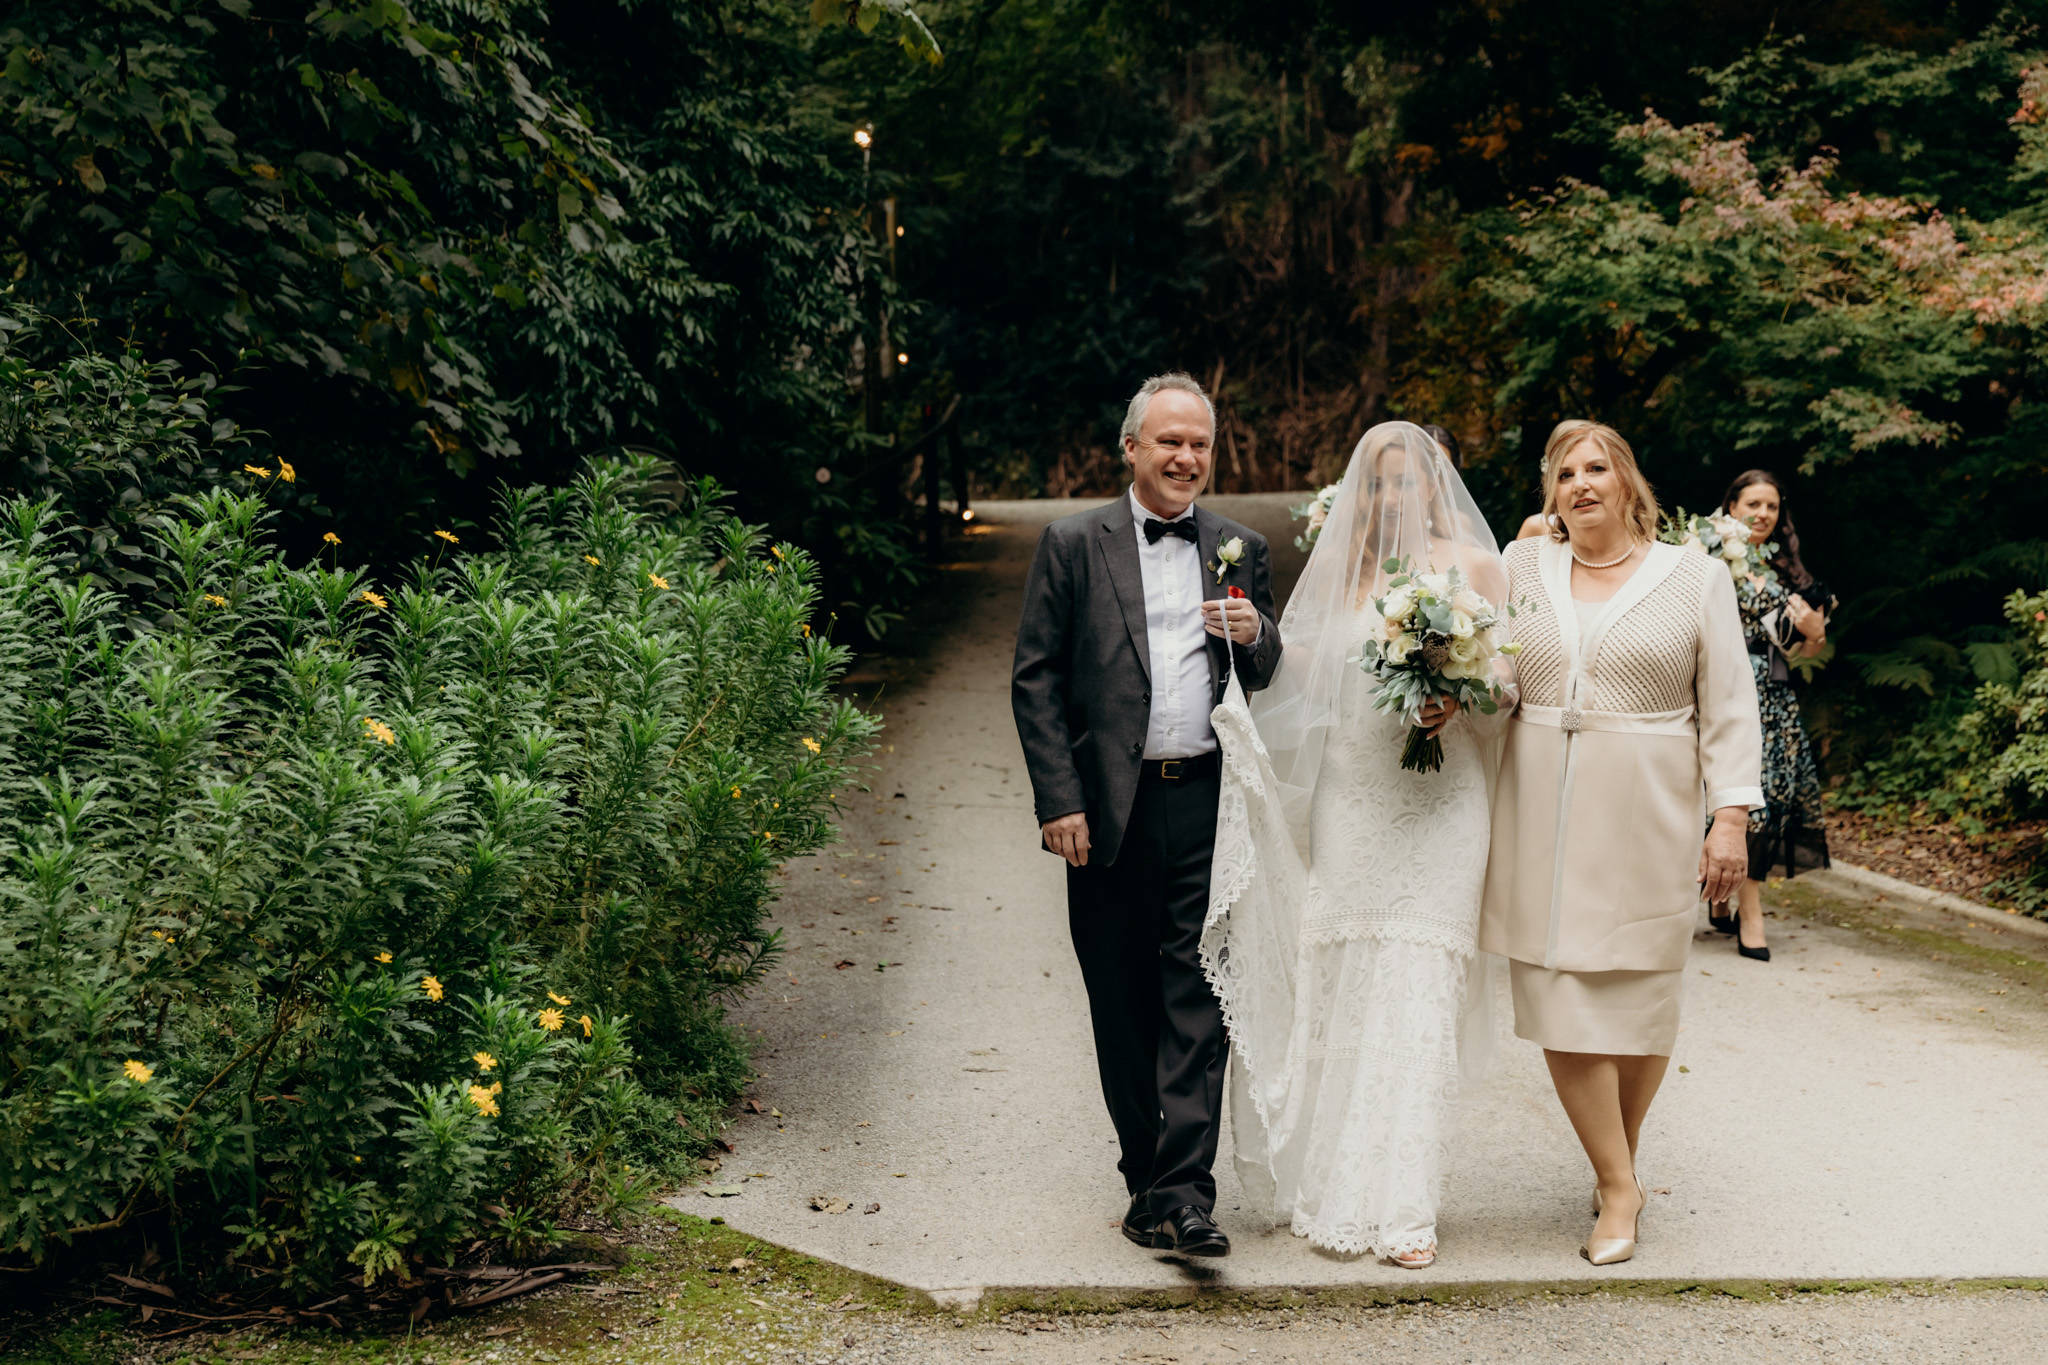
[1209,535,1246,584]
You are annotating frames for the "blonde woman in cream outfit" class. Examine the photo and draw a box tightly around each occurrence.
[1479,420,1763,1266]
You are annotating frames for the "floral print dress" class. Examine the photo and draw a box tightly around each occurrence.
[1738,576,1831,879]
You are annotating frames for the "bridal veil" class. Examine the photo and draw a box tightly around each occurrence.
[1203,421,1510,1229]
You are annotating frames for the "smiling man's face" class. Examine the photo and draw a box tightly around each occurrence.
[1124,388,1214,520]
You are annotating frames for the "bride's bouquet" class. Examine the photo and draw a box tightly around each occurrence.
[1660,509,1777,590]
[1289,483,1342,552]
[1354,558,1520,773]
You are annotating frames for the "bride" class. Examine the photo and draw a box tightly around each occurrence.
[1203,421,1510,1267]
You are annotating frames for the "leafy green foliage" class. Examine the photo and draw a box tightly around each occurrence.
[2,1,928,630]
[0,459,875,1286]
[1961,590,2048,815]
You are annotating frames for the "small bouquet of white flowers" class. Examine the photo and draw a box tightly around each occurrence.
[1354,558,1520,773]
[1290,483,1342,552]
[1660,509,1777,590]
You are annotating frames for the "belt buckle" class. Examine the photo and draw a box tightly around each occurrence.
[1159,758,1183,780]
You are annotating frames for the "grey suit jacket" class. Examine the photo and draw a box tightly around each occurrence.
[1011,499,1282,868]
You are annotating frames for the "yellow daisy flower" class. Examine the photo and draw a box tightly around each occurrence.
[584,554,600,566]
[123,1060,153,1084]
[466,1084,499,1117]
[359,590,390,610]
[434,530,460,544]
[375,950,393,964]
[801,737,822,754]
[363,718,397,746]
[473,1051,497,1072]
[244,464,272,478]
[203,594,228,607]
[771,546,785,561]
[547,991,571,1007]
[648,572,670,590]
[538,1008,565,1032]
[278,461,297,484]
[422,975,444,1001]
[323,532,342,546]
[800,623,812,638]
[579,1015,594,1037]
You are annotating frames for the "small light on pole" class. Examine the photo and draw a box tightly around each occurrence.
[895,351,909,367]
[962,509,976,522]
[852,127,873,150]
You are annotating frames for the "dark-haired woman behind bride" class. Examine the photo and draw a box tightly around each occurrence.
[1204,422,1510,1269]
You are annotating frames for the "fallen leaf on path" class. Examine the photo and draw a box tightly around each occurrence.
[886,1030,904,1037]
[742,1098,765,1113]
[831,1293,857,1309]
[748,1172,771,1179]
[834,960,856,970]
[863,1203,881,1215]
[866,897,881,903]
[968,1048,999,1056]
[878,839,899,845]
[482,1325,517,1338]
[893,1172,906,1178]
[729,1257,756,1271]
[701,1184,744,1198]
[855,1120,871,1127]
[747,1297,771,1309]
[810,1196,852,1214]
[1652,1186,1671,1195]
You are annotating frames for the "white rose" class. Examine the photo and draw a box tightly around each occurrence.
[1380,584,1417,623]
[1446,608,1476,640]
[1384,633,1416,666]
[1680,532,1704,555]
[1451,587,1488,618]
[1448,631,1486,667]
[1719,537,1747,563]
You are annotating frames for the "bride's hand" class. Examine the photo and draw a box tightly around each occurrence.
[1417,696,1459,738]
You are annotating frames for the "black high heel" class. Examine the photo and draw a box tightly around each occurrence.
[1737,941,1771,963]
[1707,902,1738,936]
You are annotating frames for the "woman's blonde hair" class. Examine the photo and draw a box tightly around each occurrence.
[1540,419,1660,544]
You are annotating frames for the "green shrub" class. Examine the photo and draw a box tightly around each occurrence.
[0,298,280,600]
[1960,589,2048,814]
[0,457,876,1288]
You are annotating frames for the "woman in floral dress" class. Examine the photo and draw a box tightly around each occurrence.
[1712,470,1832,962]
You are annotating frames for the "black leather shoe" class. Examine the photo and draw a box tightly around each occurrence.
[1121,1196,1157,1248]
[1154,1204,1230,1257]
[1737,941,1771,963]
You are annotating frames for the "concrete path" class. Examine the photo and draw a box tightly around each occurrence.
[699,495,2048,1303]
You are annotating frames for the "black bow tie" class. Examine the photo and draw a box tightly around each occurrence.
[1144,517,1198,545]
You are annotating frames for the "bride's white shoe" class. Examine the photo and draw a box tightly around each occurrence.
[1387,1243,1437,1269]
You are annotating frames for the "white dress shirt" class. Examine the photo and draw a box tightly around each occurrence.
[1130,489,1218,760]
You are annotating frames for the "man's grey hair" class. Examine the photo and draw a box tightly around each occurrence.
[1120,372,1215,460]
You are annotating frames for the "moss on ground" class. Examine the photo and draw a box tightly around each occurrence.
[0,1213,910,1365]
[1767,878,2048,979]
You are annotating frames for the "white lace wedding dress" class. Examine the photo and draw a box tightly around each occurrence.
[1207,613,1497,1257]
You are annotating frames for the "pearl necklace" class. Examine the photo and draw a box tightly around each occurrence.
[1569,542,1636,570]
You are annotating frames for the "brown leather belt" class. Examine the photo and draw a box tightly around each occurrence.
[1140,752,1220,782]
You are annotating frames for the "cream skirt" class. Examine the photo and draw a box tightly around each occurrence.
[1509,961,1681,1057]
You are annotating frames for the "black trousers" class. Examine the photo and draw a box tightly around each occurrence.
[1066,764,1226,1218]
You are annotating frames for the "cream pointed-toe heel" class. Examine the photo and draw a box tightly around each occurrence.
[1581,1174,1645,1266]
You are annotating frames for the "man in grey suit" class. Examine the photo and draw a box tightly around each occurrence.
[1011,372,1282,1257]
